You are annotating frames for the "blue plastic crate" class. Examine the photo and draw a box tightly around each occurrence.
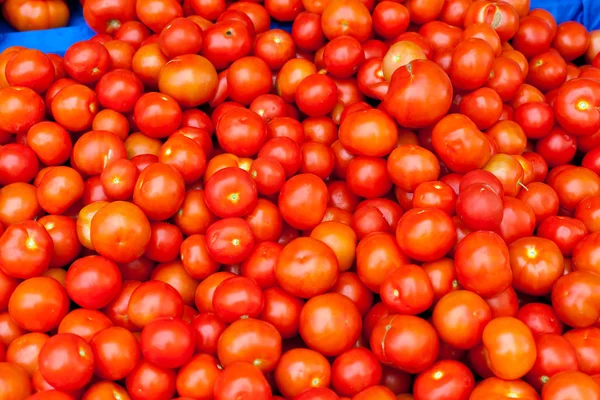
[0,1,94,56]
[0,0,599,56]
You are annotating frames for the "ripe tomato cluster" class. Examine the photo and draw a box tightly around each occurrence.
[2,0,600,399]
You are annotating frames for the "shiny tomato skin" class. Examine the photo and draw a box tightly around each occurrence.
[213,362,271,400]
[63,41,111,85]
[413,360,475,400]
[275,348,331,398]
[276,237,338,298]
[482,317,537,380]
[509,237,564,296]
[278,173,328,230]
[205,217,255,265]
[0,220,53,279]
[89,326,139,382]
[449,38,495,91]
[370,314,439,374]
[216,317,281,374]
[541,371,600,400]
[382,60,452,129]
[175,353,221,399]
[133,163,186,221]
[0,143,39,186]
[204,167,258,219]
[469,377,540,400]
[525,333,579,392]
[212,276,264,323]
[5,49,55,94]
[140,317,195,369]
[299,293,362,357]
[90,201,151,264]
[127,280,185,328]
[432,290,492,350]
[38,333,94,391]
[125,359,177,400]
[396,208,457,262]
[0,86,45,135]
[381,263,434,315]
[454,231,512,298]
[0,362,32,398]
[331,347,382,397]
[65,255,122,309]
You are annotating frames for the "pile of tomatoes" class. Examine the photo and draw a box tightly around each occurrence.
[2,0,600,398]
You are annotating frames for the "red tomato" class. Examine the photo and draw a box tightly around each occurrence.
[275,348,331,398]
[371,314,439,373]
[90,326,140,381]
[38,333,94,391]
[140,317,195,368]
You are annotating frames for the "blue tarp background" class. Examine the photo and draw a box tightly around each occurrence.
[532,0,600,28]
[0,0,599,55]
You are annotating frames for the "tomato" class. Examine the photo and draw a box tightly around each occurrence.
[2,0,69,31]
[550,166,600,211]
[276,237,338,298]
[133,92,182,138]
[508,237,564,296]
[131,43,169,88]
[0,220,53,279]
[216,108,268,157]
[256,287,302,340]
[321,0,372,43]
[90,326,139,380]
[139,317,195,369]
[127,280,184,329]
[217,317,280,374]
[372,2,409,39]
[292,12,325,52]
[158,55,218,108]
[51,84,99,132]
[538,216,588,256]
[299,293,361,357]
[395,208,456,262]
[83,0,136,35]
[136,0,182,32]
[512,16,553,59]
[275,348,331,398]
[380,264,433,315]
[201,21,252,70]
[371,314,439,373]
[517,303,563,336]
[552,270,600,328]
[454,231,512,298]
[57,308,112,343]
[38,333,94,391]
[541,371,600,400]
[90,201,151,263]
[329,347,381,397]
[157,17,203,58]
[383,60,452,129]
[346,156,392,198]
[96,69,143,114]
[413,360,475,400]
[205,217,255,264]
[470,377,539,400]
[553,21,590,62]
[433,290,492,350]
[214,362,271,400]
[278,173,328,230]
[5,49,54,93]
[0,362,32,399]
[125,359,176,400]
[174,354,220,398]
[0,87,45,134]
[525,333,579,391]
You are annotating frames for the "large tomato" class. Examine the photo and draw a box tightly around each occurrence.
[382,60,452,129]
[2,0,69,31]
